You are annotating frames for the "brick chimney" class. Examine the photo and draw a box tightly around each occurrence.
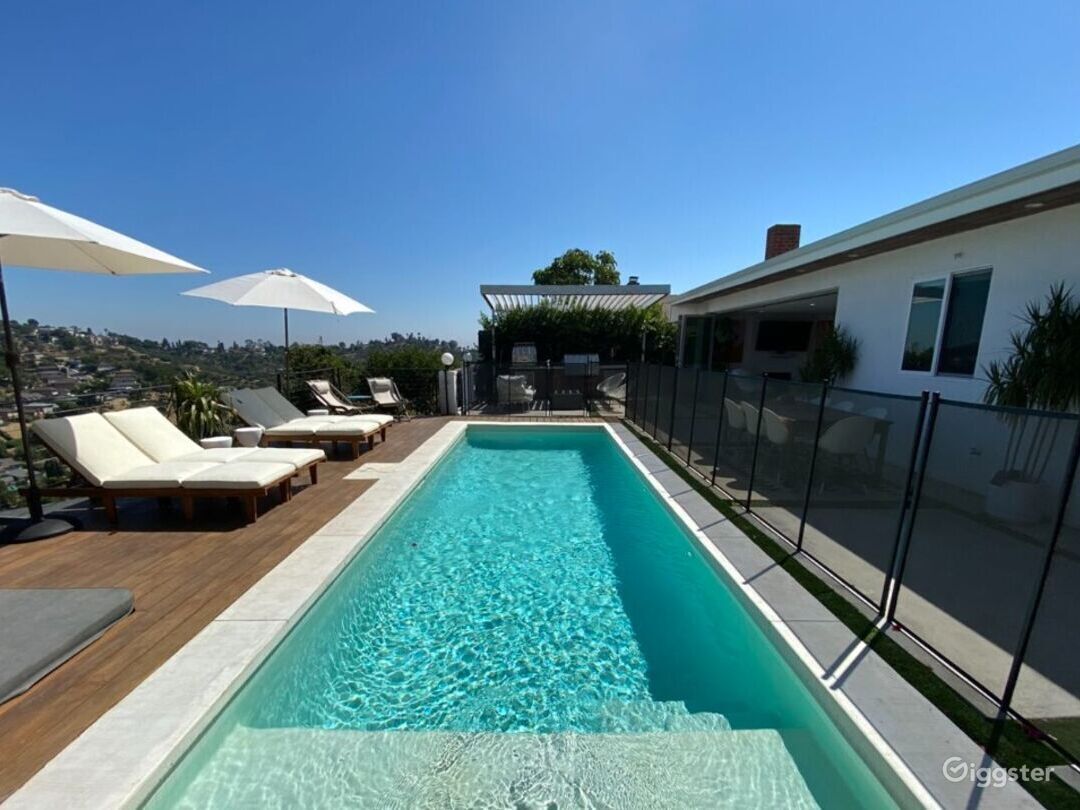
[765,224,801,260]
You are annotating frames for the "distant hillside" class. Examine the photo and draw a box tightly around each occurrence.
[0,319,463,409]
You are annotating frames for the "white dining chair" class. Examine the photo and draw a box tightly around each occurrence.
[817,415,877,491]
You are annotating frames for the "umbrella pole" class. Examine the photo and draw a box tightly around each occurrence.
[283,307,289,393]
[0,257,74,542]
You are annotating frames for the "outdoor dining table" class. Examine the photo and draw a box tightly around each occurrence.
[766,399,893,478]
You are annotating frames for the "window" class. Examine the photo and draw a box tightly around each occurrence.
[937,270,992,375]
[900,270,992,376]
[901,280,946,371]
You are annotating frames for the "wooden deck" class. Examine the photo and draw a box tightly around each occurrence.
[0,417,453,800]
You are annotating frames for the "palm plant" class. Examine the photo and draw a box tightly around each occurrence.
[983,283,1080,483]
[170,373,234,440]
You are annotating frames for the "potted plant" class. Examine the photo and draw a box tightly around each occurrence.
[170,373,235,445]
[800,323,859,384]
[983,284,1080,524]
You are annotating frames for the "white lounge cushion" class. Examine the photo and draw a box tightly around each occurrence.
[176,447,325,468]
[102,460,222,489]
[350,412,393,427]
[32,413,155,488]
[310,422,377,437]
[104,407,200,462]
[264,423,320,437]
[181,461,295,490]
[227,389,288,429]
[177,448,258,463]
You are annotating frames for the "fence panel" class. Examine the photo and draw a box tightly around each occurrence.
[625,363,640,422]
[668,368,699,458]
[895,402,1079,701]
[687,371,727,479]
[710,374,765,504]
[639,364,658,435]
[1013,447,1080,760]
[748,378,823,548]
[801,387,926,607]
[652,366,675,444]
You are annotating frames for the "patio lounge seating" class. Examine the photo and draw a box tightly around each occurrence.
[103,407,324,484]
[307,379,388,419]
[0,588,133,704]
[226,388,388,458]
[256,385,393,429]
[31,413,305,524]
[366,377,411,420]
[596,372,626,402]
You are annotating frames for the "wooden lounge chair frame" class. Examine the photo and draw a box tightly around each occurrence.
[258,426,385,459]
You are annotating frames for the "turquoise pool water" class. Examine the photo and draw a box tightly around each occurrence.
[145,426,899,808]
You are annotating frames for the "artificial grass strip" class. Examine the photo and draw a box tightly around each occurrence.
[623,420,1080,810]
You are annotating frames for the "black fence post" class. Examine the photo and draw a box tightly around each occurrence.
[710,372,730,488]
[878,390,930,610]
[796,381,830,551]
[884,392,940,625]
[744,374,769,512]
[684,368,702,466]
[665,367,680,451]
[651,366,664,440]
[988,416,1080,756]
[625,362,632,419]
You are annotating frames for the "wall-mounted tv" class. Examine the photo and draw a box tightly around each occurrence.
[754,320,813,353]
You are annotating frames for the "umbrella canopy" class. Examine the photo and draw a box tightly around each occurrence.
[182,268,373,315]
[182,268,373,387]
[0,187,208,542]
[0,187,206,275]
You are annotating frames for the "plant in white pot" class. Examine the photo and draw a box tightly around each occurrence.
[983,284,1080,524]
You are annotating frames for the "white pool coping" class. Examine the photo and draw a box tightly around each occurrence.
[2,421,1040,809]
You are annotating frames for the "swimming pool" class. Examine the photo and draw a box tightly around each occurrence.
[144,425,901,808]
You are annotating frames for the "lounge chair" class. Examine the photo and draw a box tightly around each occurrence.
[256,385,393,429]
[366,377,411,420]
[103,407,324,484]
[226,388,389,458]
[31,413,307,524]
[307,379,381,417]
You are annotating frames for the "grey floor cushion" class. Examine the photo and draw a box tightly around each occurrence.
[0,588,134,704]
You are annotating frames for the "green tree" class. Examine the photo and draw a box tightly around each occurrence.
[532,249,621,285]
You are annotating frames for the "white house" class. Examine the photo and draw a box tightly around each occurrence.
[669,144,1080,403]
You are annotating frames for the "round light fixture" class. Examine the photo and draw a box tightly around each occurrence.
[441,352,454,367]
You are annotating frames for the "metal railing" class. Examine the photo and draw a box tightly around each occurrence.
[626,362,1080,768]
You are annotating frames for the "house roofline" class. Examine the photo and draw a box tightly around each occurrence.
[672,143,1080,306]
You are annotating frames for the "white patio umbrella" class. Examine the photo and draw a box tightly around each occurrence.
[181,268,373,382]
[0,187,208,542]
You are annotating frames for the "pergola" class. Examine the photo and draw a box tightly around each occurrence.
[480,284,669,313]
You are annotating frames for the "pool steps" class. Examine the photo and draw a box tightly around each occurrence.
[162,724,820,808]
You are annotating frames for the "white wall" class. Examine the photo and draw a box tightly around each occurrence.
[673,203,1080,403]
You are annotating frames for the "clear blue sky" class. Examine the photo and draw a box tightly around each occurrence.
[3,1,1078,348]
